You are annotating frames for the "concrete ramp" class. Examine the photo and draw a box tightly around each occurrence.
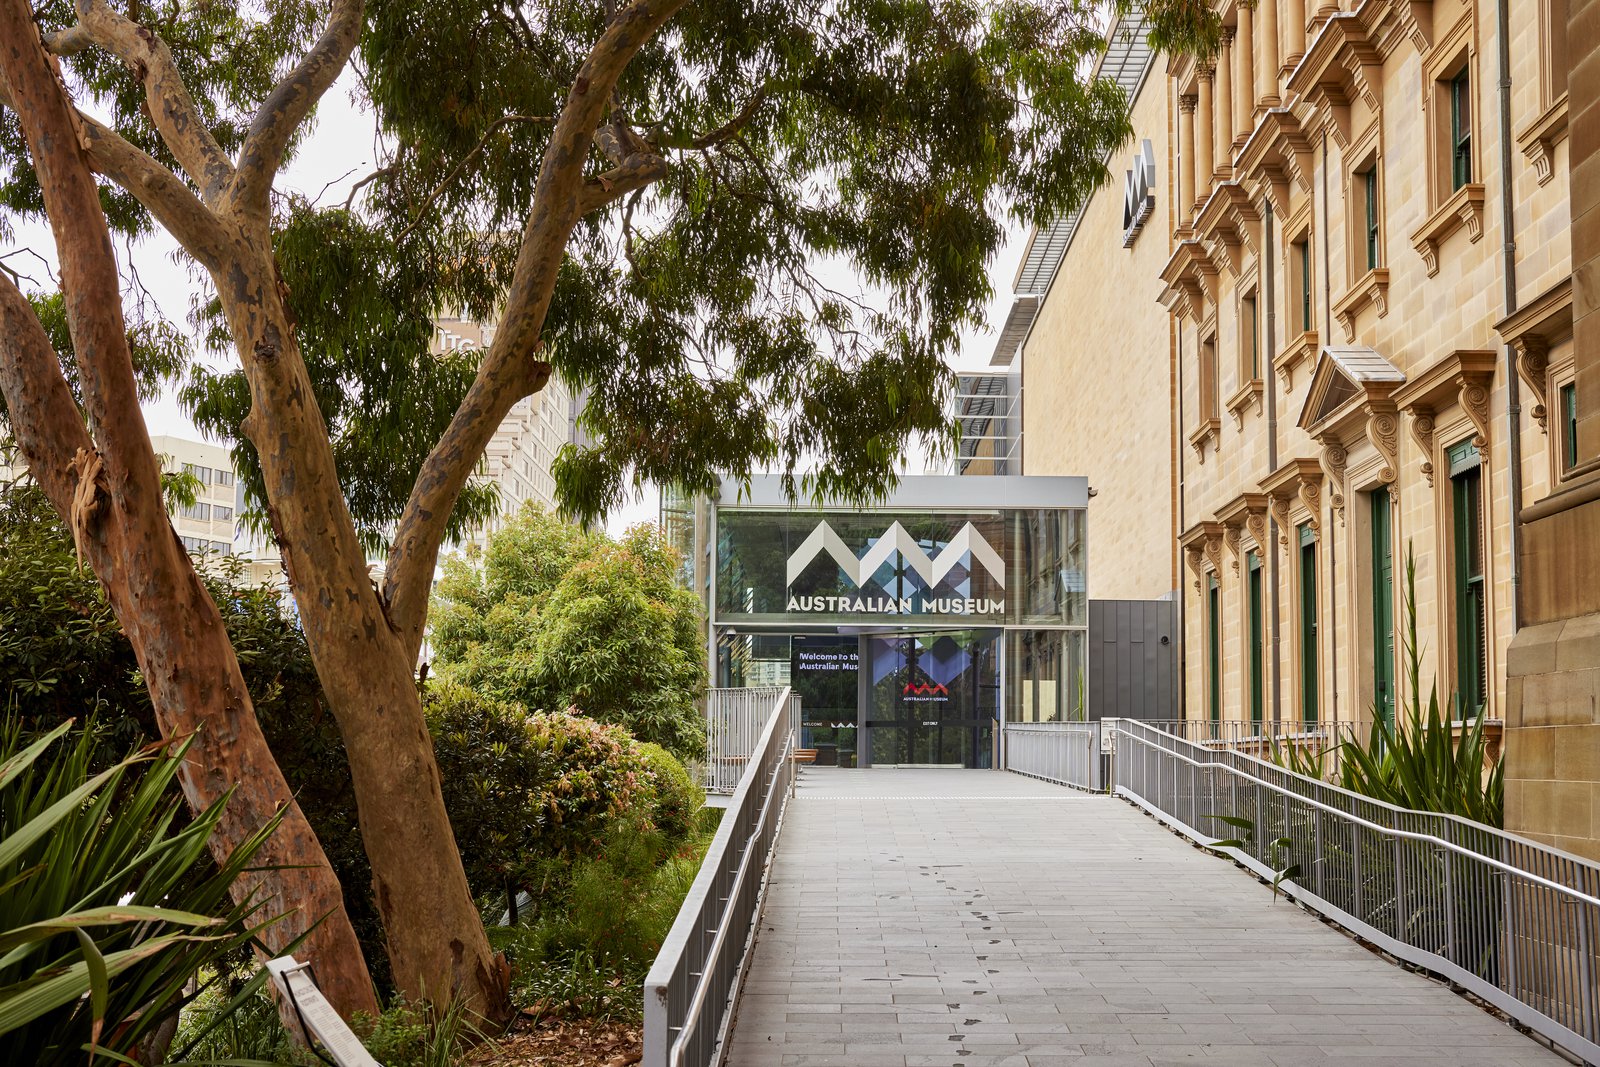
[724,768,1566,1067]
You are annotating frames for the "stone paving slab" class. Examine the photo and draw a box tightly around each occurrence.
[720,768,1566,1067]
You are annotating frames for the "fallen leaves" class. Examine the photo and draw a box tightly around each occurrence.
[465,1015,642,1067]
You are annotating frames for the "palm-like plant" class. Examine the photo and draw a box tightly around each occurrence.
[1336,548,1504,826]
[0,718,287,1063]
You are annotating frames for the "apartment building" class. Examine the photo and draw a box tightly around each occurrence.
[434,316,574,550]
[149,434,240,559]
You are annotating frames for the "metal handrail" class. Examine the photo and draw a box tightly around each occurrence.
[702,686,791,794]
[1123,728,1600,904]
[643,687,798,1067]
[1003,720,1103,791]
[1110,719,1600,1065]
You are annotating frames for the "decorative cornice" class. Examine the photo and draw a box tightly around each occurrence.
[1411,183,1486,277]
[1188,416,1223,463]
[1180,521,1227,592]
[1260,457,1325,546]
[1516,94,1569,187]
[1285,13,1382,148]
[1274,330,1319,391]
[1226,378,1266,428]
[1332,268,1390,341]
[1236,108,1315,212]
[1393,349,1498,468]
[1218,492,1271,558]
[1494,275,1573,433]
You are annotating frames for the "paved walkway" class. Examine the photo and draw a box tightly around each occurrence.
[723,768,1566,1067]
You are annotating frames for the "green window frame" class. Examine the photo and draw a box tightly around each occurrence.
[1248,550,1264,725]
[1297,240,1313,333]
[1450,68,1472,190]
[1298,524,1318,725]
[1243,295,1259,379]
[1450,441,1488,717]
[1364,169,1380,271]
[1562,381,1578,471]
[1370,490,1395,727]
[1208,574,1221,724]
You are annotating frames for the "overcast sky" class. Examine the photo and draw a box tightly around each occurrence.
[7,70,1028,535]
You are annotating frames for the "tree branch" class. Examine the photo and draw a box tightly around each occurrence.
[395,114,555,242]
[0,0,164,497]
[689,84,771,149]
[576,150,668,215]
[229,0,365,222]
[64,0,235,202]
[0,275,95,514]
[382,0,689,659]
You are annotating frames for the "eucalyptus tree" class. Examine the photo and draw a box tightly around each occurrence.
[0,0,1204,1022]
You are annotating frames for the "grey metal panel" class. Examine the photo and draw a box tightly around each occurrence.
[1088,599,1177,720]
[717,473,1088,510]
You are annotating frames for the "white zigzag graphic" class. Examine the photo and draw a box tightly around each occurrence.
[785,520,1006,588]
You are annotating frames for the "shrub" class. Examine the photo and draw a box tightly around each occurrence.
[430,507,708,761]
[636,740,703,845]
[425,684,652,901]
[0,719,283,1064]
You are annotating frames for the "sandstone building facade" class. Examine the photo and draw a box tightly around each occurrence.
[1013,0,1596,853]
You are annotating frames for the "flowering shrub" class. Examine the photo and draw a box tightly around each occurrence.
[426,683,699,901]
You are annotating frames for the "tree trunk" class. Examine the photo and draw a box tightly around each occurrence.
[0,10,379,1022]
[213,240,511,1024]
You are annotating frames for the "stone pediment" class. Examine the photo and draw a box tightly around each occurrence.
[1285,13,1382,147]
[1297,345,1406,436]
[1236,109,1315,211]
[1297,346,1407,522]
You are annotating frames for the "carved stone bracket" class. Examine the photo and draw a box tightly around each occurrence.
[1218,492,1271,564]
[1185,543,1207,593]
[1365,399,1401,491]
[1223,523,1243,571]
[1318,435,1350,525]
[1512,335,1551,432]
[1411,183,1486,277]
[1332,268,1390,341]
[1460,369,1493,451]
[1408,405,1438,485]
[1259,457,1325,549]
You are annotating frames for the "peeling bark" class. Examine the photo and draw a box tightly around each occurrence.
[0,3,378,1020]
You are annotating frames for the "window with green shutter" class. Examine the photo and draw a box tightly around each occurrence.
[1248,550,1264,725]
[1450,68,1472,189]
[1298,524,1318,725]
[1296,239,1312,333]
[1364,168,1380,271]
[1562,381,1578,471]
[1450,440,1488,717]
[1370,490,1395,727]
[1208,574,1221,724]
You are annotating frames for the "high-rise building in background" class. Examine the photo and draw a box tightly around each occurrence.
[148,434,241,558]
[434,315,575,551]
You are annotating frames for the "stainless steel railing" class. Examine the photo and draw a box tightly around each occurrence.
[644,687,798,1067]
[1110,719,1600,1065]
[702,686,792,795]
[1003,721,1103,790]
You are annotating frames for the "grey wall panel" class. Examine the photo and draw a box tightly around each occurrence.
[1088,598,1178,720]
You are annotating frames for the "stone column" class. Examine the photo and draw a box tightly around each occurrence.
[1179,91,1198,229]
[1234,5,1255,148]
[1283,0,1306,71]
[1195,66,1215,209]
[1257,0,1281,109]
[1214,30,1234,181]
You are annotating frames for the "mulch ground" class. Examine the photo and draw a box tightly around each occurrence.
[466,1015,643,1067]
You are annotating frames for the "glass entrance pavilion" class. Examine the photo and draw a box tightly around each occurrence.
[707,475,1088,768]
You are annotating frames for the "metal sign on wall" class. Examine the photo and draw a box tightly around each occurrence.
[783,520,1005,617]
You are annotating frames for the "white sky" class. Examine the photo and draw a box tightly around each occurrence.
[6,70,1028,536]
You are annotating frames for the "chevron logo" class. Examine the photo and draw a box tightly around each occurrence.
[902,682,949,696]
[785,521,1006,589]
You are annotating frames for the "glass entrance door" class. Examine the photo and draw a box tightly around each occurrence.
[865,630,998,767]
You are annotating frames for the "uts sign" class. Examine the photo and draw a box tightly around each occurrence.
[784,520,1006,616]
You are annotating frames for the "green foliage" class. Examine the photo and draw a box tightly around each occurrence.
[425,684,654,901]
[14,0,1201,531]
[0,476,389,988]
[1206,813,1302,901]
[494,813,721,1023]
[636,741,704,845]
[0,720,285,1063]
[1335,549,1504,826]
[431,507,708,760]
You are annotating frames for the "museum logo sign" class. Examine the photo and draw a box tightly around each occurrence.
[784,520,1005,616]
